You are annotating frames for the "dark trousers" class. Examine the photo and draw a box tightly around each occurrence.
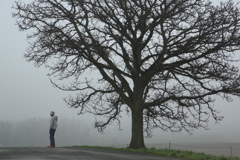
[49,129,56,146]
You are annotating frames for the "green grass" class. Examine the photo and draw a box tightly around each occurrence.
[69,145,240,160]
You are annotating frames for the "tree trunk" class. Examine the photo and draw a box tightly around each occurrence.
[129,107,145,149]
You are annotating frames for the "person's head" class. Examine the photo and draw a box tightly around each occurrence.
[50,111,55,117]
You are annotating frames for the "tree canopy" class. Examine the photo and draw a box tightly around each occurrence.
[13,0,240,149]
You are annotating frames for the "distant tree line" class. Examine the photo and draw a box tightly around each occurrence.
[0,118,122,147]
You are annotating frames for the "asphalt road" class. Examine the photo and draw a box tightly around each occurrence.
[0,147,183,160]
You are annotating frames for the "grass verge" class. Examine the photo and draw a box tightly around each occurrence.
[69,145,240,160]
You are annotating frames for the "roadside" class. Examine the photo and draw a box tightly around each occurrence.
[0,147,182,160]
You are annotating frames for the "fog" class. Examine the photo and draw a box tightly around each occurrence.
[1,0,240,147]
[0,117,131,147]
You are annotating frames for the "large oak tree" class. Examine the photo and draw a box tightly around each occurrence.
[13,0,240,149]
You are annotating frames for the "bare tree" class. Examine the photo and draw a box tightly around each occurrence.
[13,0,240,149]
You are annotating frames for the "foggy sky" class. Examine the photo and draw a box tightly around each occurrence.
[1,0,240,145]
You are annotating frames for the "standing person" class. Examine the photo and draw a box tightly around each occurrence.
[48,111,58,148]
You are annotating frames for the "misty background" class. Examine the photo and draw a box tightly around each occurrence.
[1,0,240,147]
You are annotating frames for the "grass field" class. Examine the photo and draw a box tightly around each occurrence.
[70,145,240,160]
